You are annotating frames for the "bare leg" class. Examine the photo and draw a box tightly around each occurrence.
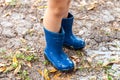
[43,0,74,71]
[43,0,71,33]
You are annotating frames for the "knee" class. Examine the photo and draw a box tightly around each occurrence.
[49,0,70,17]
[53,6,68,17]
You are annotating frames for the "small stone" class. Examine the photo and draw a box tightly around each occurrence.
[100,10,115,22]
[16,20,32,29]
[1,21,13,28]
[114,8,120,13]
[106,1,114,6]
[7,38,21,49]
[89,76,97,80]
[2,28,16,38]
[34,23,42,32]
[11,13,25,20]
[15,26,28,35]
[99,46,108,51]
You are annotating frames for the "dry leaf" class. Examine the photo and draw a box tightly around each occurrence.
[87,4,96,10]
[49,67,57,73]
[38,69,50,80]
[2,12,11,17]
[12,55,18,68]
[91,54,99,59]
[0,63,6,67]
[26,62,32,68]
[14,64,21,75]
[19,48,27,52]
[102,60,120,67]
[71,56,80,63]
[20,38,26,43]
[87,1,98,10]
[44,69,50,80]
[0,67,6,72]
[70,56,80,71]
[83,62,91,68]
[86,57,92,65]
[114,27,120,31]
[53,72,62,80]
[4,66,14,73]
[13,55,18,63]
[38,69,43,76]
[37,6,47,9]
[15,50,21,54]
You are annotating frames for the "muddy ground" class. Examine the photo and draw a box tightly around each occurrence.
[0,0,120,80]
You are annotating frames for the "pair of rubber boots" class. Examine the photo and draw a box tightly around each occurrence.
[44,13,85,71]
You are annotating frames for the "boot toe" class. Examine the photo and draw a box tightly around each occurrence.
[76,38,85,49]
[71,36,85,49]
[57,59,74,71]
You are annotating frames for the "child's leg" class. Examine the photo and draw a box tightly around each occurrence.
[43,0,74,71]
[43,0,71,32]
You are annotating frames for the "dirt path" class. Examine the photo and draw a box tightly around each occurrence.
[0,0,120,80]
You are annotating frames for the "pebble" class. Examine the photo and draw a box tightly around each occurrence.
[11,13,25,20]
[2,28,16,38]
[100,10,115,22]
[15,26,28,35]
[6,38,21,49]
[0,21,13,28]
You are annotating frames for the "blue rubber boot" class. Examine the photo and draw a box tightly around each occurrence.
[44,27,74,71]
[62,13,85,49]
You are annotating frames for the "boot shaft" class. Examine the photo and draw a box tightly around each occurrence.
[62,13,74,35]
[44,27,65,50]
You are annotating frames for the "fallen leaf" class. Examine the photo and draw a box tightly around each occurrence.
[0,67,6,72]
[19,48,27,52]
[83,62,91,68]
[86,1,98,10]
[71,56,80,63]
[72,60,77,71]
[38,69,43,76]
[38,69,50,80]
[86,57,92,66]
[20,38,26,43]
[71,56,80,71]
[53,72,62,80]
[26,62,32,68]
[37,6,47,9]
[15,50,21,54]
[91,54,99,59]
[4,66,14,73]
[102,59,120,67]
[89,76,97,80]
[12,55,18,68]
[14,64,21,75]
[0,63,6,67]
[44,69,50,80]
[2,12,11,17]
[49,67,57,73]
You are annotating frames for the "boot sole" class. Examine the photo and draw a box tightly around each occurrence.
[44,53,74,72]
